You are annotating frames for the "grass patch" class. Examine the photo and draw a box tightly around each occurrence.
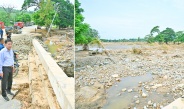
[45,40,62,54]
[132,48,142,54]
[48,45,58,54]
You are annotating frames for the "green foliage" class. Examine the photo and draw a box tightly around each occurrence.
[75,0,99,45]
[32,0,55,27]
[145,34,155,43]
[160,28,175,44]
[0,7,33,26]
[23,0,74,28]
[150,26,160,36]
[137,37,140,41]
[0,12,9,25]
[53,0,74,28]
[175,31,184,43]
[22,0,40,10]
[146,26,178,44]
[155,34,164,44]
[16,13,31,23]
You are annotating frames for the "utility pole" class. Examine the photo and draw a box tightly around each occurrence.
[46,3,59,37]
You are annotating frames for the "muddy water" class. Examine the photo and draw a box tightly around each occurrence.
[103,73,174,109]
[104,44,142,50]
[76,43,149,51]
[102,74,152,108]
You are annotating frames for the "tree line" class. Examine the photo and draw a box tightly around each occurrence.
[145,26,184,44]
[0,7,32,26]
[100,26,184,44]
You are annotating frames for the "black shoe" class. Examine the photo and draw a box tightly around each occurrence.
[2,96,9,101]
[6,91,14,96]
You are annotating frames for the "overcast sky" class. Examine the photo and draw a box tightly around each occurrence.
[0,0,74,10]
[80,0,184,39]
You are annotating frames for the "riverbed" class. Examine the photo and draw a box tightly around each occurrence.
[75,42,184,109]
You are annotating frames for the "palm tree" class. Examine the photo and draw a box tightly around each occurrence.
[150,26,160,36]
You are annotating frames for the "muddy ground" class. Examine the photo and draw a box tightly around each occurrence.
[9,26,64,109]
[75,42,184,109]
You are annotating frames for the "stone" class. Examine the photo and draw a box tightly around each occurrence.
[153,103,157,107]
[108,82,112,86]
[111,74,119,78]
[122,88,127,92]
[163,75,168,80]
[178,84,184,88]
[139,81,142,84]
[135,100,140,104]
[148,100,153,106]
[116,78,120,81]
[134,95,139,99]
[142,92,147,98]
[143,106,147,109]
[128,89,133,93]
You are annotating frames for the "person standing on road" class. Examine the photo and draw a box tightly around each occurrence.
[0,39,15,101]
[0,27,4,38]
[6,32,11,40]
[0,38,4,50]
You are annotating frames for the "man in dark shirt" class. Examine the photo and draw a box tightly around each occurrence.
[0,27,3,38]
[0,38,4,50]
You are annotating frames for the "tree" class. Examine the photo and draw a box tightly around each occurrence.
[175,31,184,44]
[0,12,9,25]
[75,0,100,50]
[32,0,55,27]
[161,28,175,44]
[150,26,160,36]
[23,0,74,29]
[22,0,41,10]
[52,0,74,28]
[0,4,16,26]
[155,34,164,44]
[145,34,154,43]
[16,13,31,23]
[137,37,140,41]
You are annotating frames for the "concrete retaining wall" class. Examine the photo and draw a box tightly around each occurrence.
[32,39,74,109]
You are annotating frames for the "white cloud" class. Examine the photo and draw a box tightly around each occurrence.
[0,0,24,10]
[0,0,74,10]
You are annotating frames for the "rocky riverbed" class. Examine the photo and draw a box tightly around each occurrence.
[75,42,184,109]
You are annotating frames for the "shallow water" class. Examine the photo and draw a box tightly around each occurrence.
[103,73,173,109]
[104,44,142,50]
[75,44,149,51]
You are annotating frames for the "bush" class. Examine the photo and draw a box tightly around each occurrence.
[132,48,142,54]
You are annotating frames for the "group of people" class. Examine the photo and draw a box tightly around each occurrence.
[0,37,15,101]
